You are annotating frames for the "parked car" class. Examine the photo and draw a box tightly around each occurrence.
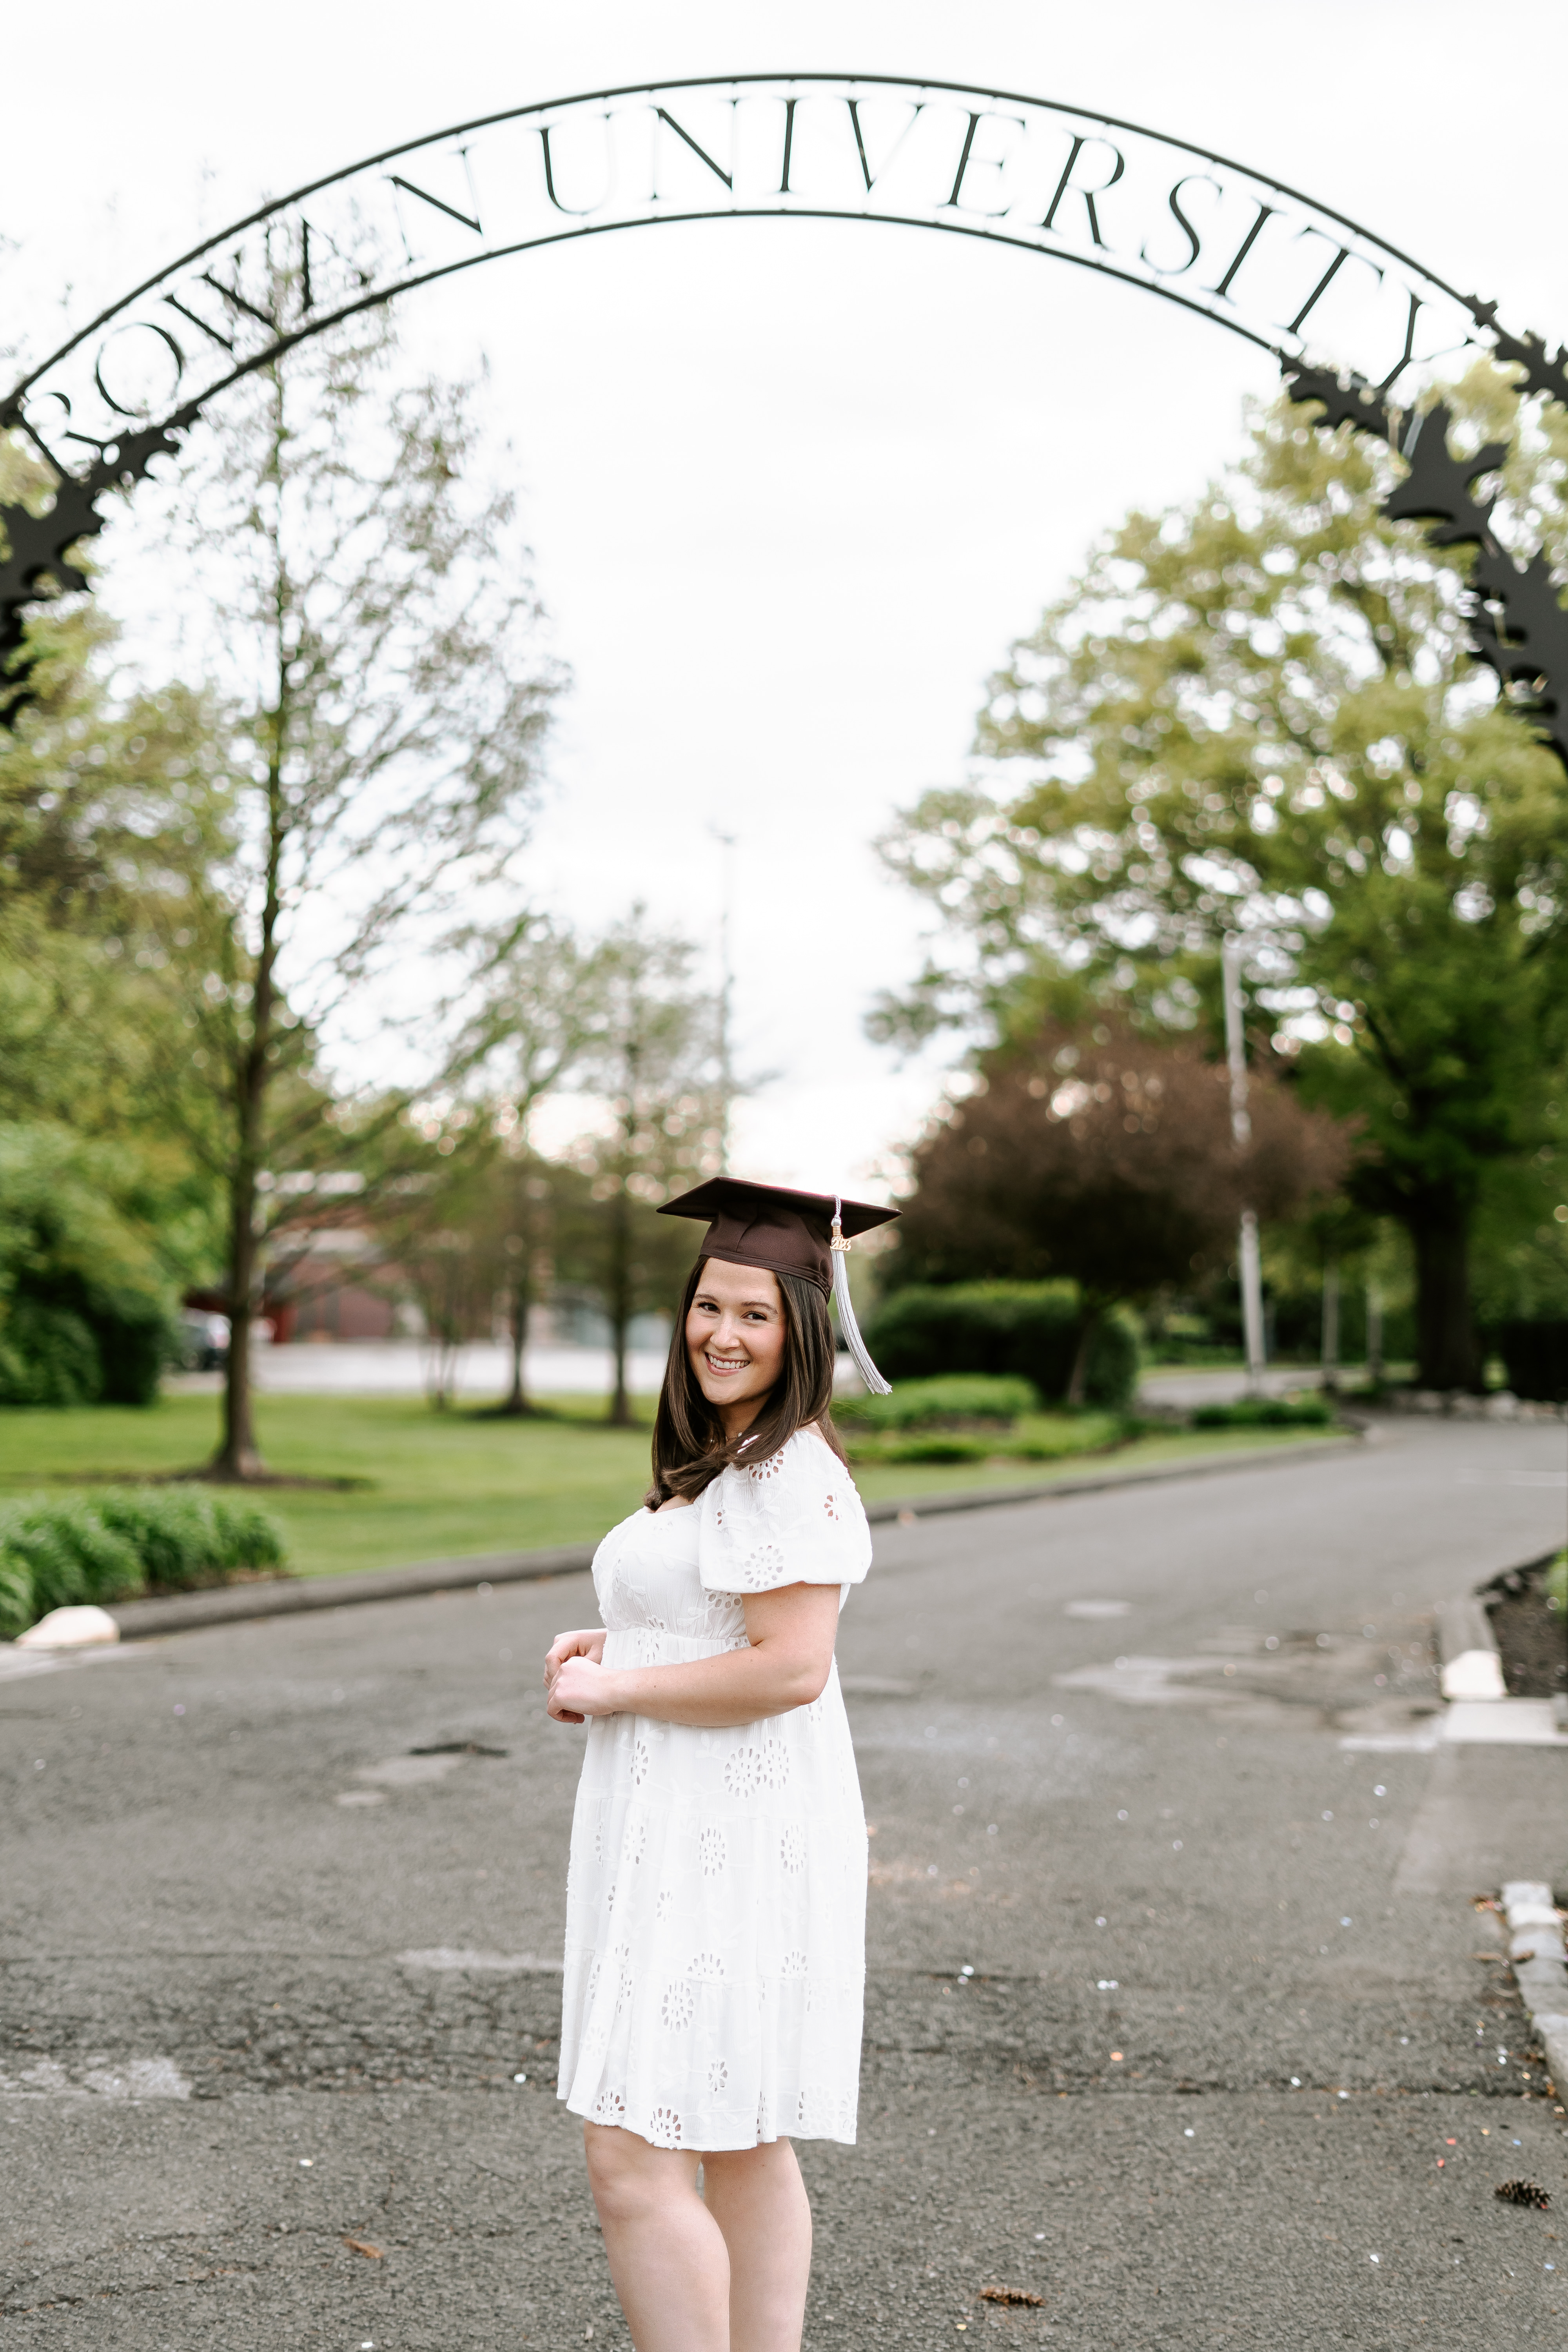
[177,1310,231,1371]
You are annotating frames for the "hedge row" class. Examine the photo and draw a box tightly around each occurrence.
[863,1283,1138,1408]
[840,1410,1123,1468]
[834,1373,1042,1431]
[0,1488,288,1638]
[1191,1396,1335,1429]
[0,1295,174,1408]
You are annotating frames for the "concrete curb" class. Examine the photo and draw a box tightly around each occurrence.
[105,1545,601,1639]
[1434,1553,1568,1740]
[1499,1880,1568,2102]
[1436,1590,1507,1702]
[102,1430,1360,1643]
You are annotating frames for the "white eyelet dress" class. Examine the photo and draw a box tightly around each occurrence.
[556,1428,872,2152]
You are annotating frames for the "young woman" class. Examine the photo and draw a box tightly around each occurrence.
[544,1177,896,2352]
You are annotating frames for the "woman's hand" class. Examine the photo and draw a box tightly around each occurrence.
[544,1628,608,1724]
[548,1652,626,1722]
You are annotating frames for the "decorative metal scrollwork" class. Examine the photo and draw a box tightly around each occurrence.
[1283,361,1568,770]
[0,73,1564,761]
[0,415,196,720]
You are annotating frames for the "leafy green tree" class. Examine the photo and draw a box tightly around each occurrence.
[0,437,231,1364]
[877,366,1568,1388]
[125,275,561,1474]
[0,1122,182,1404]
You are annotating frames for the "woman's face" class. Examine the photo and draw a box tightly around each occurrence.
[685,1258,788,1426]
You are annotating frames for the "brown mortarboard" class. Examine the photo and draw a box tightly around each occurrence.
[660,1177,900,1393]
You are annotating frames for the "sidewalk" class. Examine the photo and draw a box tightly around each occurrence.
[1137,1361,1326,1408]
[167,1339,670,1399]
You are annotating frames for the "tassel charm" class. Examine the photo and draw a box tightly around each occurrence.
[830,1196,892,1396]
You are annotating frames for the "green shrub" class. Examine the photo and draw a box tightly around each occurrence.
[1006,1410,1124,1461]
[835,1373,1042,1430]
[0,1124,183,1408]
[0,1497,142,1615]
[207,1494,289,1574]
[0,1524,81,1632]
[842,1408,1124,1468]
[0,1486,288,1635]
[863,1283,1138,1408]
[92,1294,178,1407]
[0,1301,102,1405]
[0,1551,34,1640]
[885,1434,989,1463]
[1190,1395,1334,1429]
[1545,1551,1566,1616]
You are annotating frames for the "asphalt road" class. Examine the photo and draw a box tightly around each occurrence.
[4,1414,1568,2348]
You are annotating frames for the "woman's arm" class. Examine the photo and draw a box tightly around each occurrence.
[545,1582,840,1730]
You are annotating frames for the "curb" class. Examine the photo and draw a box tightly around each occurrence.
[1434,1553,1568,1740]
[860,1432,1357,1524]
[1499,1880,1568,2101]
[1436,1590,1507,1702]
[102,1430,1360,1643]
[105,1544,601,1639]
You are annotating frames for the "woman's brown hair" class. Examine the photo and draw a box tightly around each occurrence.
[646,1256,849,1508]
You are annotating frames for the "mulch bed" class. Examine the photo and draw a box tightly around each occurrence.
[1484,1556,1568,1699]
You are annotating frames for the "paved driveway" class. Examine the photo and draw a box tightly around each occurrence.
[3,1417,1566,2346]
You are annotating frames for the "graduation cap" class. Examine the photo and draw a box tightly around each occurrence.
[659,1177,899,1396]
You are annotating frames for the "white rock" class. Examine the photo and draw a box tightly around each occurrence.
[1440,1648,1505,1701]
[1506,1900,1563,1932]
[15,1606,120,1650]
[1503,1880,1555,1911]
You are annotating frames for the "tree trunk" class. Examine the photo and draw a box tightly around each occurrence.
[209,433,289,1481]
[499,1267,532,1414]
[607,1176,632,1426]
[495,1175,546,1417]
[210,915,276,1477]
[1320,1256,1340,1394]
[1065,1304,1103,1408]
[212,1166,267,1479]
[1408,1199,1479,1391]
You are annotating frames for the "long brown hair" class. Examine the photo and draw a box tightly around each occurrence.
[646,1255,849,1508]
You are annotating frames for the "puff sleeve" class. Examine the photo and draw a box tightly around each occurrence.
[697,1428,872,1602]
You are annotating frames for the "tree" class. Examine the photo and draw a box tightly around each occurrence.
[451,917,611,1414]
[0,436,232,1368]
[877,366,1568,1388]
[0,1122,184,1405]
[372,1129,508,1410]
[564,911,723,1425]
[892,1016,1349,1399]
[124,274,560,1474]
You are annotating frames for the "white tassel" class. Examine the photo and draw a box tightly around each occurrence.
[830,1196,891,1396]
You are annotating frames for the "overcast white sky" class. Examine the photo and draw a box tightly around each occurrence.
[7,1,1568,1195]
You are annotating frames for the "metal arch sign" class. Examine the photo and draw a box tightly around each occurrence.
[0,75,1495,446]
[3,72,1567,744]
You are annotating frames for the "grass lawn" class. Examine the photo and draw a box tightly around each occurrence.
[0,1394,1348,1581]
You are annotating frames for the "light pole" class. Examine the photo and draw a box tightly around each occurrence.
[710,826,737,1170]
[1321,1254,1341,1394]
[1222,933,1267,1397]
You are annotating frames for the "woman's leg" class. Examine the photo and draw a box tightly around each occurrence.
[583,2122,731,2352]
[700,2138,813,2352]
